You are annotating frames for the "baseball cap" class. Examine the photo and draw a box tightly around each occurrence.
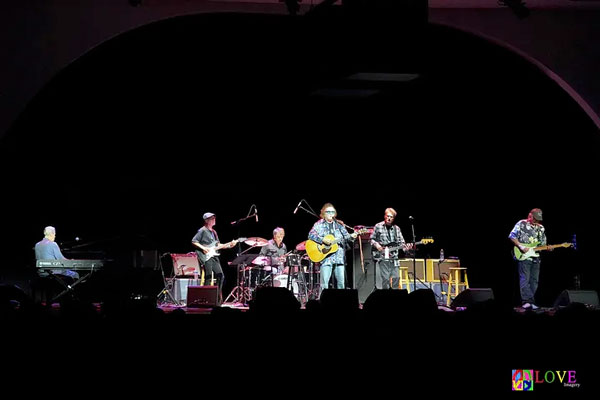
[531,208,543,221]
[203,212,215,220]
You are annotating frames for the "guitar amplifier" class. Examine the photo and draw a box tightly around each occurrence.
[399,258,426,281]
[187,286,220,308]
[426,259,460,282]
[170,253,201,276]
[173,278,202,303]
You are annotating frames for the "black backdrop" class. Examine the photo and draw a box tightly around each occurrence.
[1,10,598,307]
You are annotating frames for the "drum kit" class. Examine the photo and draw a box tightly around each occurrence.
[224,237,320,305]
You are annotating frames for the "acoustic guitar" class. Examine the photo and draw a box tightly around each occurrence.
[306,229,368,262]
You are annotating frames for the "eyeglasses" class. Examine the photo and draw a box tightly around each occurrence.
[385,215,394,218]
[325,211,336,214]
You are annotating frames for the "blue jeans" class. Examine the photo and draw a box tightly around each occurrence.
[320,263,345,295]
[518,259,540,304]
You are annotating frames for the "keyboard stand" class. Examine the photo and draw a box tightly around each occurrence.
[47,270,94,304]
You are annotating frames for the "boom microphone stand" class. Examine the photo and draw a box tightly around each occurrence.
[293,199,321,298]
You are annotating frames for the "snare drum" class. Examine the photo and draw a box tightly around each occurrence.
[272,274,299,295]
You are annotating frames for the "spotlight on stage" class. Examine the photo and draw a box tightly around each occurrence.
[498,0,530,19]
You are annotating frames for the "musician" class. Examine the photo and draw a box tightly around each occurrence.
[259,227,287,276]
[308,203,358,295]
[192,212,238,295]
[34,226,79,281]
[370,208,413,290]
[509,208,547,310]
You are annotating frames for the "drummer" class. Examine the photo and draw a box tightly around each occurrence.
[259,227,287,276]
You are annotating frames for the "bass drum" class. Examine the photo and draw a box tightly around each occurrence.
[272,274,299,295]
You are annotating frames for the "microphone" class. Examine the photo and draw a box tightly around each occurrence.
[293,200,303,214]
[255,206,259,223]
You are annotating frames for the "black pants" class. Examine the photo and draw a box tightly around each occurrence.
[203,257,224,292]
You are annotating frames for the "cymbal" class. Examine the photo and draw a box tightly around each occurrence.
[295,240,307,252]
[245,237,268,247]
[252,256,271,266]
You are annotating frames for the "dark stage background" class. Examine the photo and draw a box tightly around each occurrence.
[1,9,598,307]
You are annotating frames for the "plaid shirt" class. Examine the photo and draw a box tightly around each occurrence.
[308,219,354,265]
[370,222,407,259]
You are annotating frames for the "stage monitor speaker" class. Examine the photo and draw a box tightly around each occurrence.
[170,253,201,276]
[451,288,494,308]
[187,286,220,308]
[553,290,599,308]
[320,289,359,312]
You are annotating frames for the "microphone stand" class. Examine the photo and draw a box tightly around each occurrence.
[294,201,321,298]
[230,205,258,254]
[410,218,417,292]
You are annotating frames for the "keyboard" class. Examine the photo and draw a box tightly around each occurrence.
[36,259,105,271]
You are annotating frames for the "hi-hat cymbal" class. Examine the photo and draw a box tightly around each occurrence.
[295,240,307,252]
[245,237,268,247]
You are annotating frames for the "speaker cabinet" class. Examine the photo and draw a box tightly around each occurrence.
[170,253,201,276]
[451,288,494,308]
[187,285,220,308]
[173,278,201,303]
[553,290,599,308]
[399,259,426,281]
[426,259,460,281]
[320,289,359,312]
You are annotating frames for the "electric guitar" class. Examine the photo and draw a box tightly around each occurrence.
[371,238,434,260]
[513,241,573,261]
[197,237,247,263]
[306,229,368,263]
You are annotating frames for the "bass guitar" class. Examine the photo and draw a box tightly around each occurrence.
[372,238,434,260]
[513,241,573,261]
[306,229,368,263]
[197,237,247,263]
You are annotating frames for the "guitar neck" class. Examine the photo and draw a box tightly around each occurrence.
[535,243,568,251]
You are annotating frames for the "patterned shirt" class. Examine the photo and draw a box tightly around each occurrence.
[308,219,354,265]
[259,239,287,267]
[509,220,547,246]
[370,222,407,260]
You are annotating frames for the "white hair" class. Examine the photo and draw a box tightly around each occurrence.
[43,226,56,237]
[273,227,285,237]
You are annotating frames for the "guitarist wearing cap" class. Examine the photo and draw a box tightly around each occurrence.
[371,208,414,290]
[192,212,240,296]
[509,208,547,310]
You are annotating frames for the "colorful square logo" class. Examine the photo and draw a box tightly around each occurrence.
[512,369,534,391]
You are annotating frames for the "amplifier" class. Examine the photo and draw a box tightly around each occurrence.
[173,278,201,303]
[399,258,426,281]
[426,259,460,282]
[171,253,201,276]
[187,286,220,308]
